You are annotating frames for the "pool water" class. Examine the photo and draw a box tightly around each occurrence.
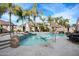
[19,33,65,46]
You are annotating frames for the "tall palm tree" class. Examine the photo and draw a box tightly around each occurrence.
[1,3,16,38]
[0,4,7,33]
[59,17,69,27]
[58,16,64,26]
[58,16,69,32]
[13,5,26,32]
[22,10,32,31]
[39,16,46,31]
[63,19,69,32]
[63,19,69,27]
[23,10,32,21]
[31,3,39,32]
[31,3,38,21]
[47,16,54,32]
[54,17,59,24]
[0,4,6,18]
[47,16,53,26]
[31,3,43,31]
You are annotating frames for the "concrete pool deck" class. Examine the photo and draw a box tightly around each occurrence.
[0,35,79,56]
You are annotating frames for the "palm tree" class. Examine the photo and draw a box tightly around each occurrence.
[63,19,69,27]
[0,4,7,33]
[39,16,46,31]
[59,17,69,28]
[54,17,59,24]
[58,16,64,26]
[63,19,69,32]
[47,16,54,32]
[22,10,32,31]
[0,4,6,18]
[1,3,16,38]
[23,10,32,21]
[47,16,53,26]
[13,5,26,32]
[31,3,38,31]
[31,3,43,32]
[58,16,69,32]
[31,3,38,20]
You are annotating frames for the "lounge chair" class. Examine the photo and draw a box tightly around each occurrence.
[67,32,79,42]
[59,31,64,34]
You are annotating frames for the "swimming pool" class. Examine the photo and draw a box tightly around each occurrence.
[19,32,65,46]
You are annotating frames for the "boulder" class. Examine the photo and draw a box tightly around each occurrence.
[10,35,20,48]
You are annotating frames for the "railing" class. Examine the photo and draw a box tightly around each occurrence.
[0,40,10,50]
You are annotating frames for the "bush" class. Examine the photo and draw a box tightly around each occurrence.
[17,29,22,32]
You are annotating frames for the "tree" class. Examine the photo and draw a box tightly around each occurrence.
[13,5,26,32]
[47,16,54,32]
[47,16,53,26]
[58,16,69,32]
[22,10,32,31]
[54,17,59,24]
[0,4,7,33]
[39,16,47,31]
[31,3,43,32]
[63,19,69,27]
[58,16,64,26]
[31,3,38,31]
[1,3,16,38]
[23,10,32,21]
[63,19,69,32]
[0,4,6,18]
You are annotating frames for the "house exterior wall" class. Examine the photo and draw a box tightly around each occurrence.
[2,25,10,32]
[56,27,67,33]
[76,23,79,31]
[69,27,75,33]
[25,23,30,32]
[76,18,79,31]
[2,25,16,33]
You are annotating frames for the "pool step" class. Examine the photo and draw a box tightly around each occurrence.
[0,40,10,43]
[0,42,10,46]
[0,44,10,50]
[0,40,10,50]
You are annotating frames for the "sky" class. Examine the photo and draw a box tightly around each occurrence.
[1,3,79,25]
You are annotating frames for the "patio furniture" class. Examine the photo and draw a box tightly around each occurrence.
[59,31,64,34]
[67,33,79,42]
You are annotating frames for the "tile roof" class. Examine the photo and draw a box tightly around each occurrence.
[0,19,15,26]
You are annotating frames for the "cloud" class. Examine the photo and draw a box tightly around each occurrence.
[15,3,34,10]
[52,9,73,19]
[2,13,18,24]
[52,4,79,24]
[39,3,68,14]
[39,3,79,25]
[1,3,79,25]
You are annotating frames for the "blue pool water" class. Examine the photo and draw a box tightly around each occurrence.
[19,33,65,46]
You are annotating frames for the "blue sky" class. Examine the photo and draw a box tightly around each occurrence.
[1,3,79,25]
